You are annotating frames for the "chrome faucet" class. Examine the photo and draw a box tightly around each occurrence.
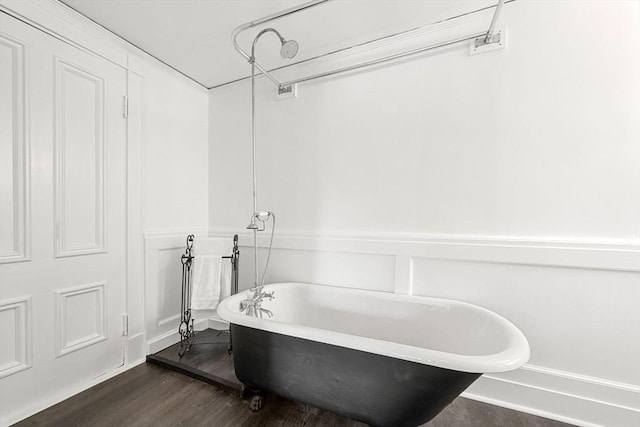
[240,288,275,318]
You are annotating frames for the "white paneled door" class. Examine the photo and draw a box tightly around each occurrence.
[0,14,128,419]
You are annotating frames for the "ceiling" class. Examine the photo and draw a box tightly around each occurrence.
[60,0,498,89]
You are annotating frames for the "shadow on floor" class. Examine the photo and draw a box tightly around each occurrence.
[146,328,244,394]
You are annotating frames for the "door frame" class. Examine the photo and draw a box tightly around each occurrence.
[0,0,145,363]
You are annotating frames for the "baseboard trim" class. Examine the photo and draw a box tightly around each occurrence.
[517,364,640,408]
[461,389,602,427]
[208,317,229,330]
[146,319,208,355]
[463,365,640,427]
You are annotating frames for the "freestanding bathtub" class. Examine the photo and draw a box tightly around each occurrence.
[217,282,529,426]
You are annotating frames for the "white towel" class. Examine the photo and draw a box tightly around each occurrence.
[218,258,232,301]
[195,238,233,258]
[190,255,232,310]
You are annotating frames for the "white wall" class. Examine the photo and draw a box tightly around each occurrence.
[142,61,209,233]
[140,58,211,352]
[209,1,640,426]
[139,56,210,351]
[211,1,639,240]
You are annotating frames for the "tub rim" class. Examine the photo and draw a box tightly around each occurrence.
[217,282,530,373]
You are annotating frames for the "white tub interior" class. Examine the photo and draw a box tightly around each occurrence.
[218,282,530,373]
[262,286,511,356]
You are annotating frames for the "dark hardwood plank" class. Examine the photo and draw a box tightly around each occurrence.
[427,398,571,427]
[16,363,365,427]
[17,337,574,427]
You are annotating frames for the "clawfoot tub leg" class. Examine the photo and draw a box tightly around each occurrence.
[246,389,264,412]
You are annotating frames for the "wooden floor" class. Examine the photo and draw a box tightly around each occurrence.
[146,329,243,393]
[17,331,573,427]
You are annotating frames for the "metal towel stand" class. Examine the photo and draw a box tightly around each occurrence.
[178,234,239,357]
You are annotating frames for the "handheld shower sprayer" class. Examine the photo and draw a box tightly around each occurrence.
[246,211,276,289]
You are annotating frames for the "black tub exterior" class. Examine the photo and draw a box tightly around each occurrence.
[231,324,481,427]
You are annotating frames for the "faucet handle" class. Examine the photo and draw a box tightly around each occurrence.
[262,290,275,300]
[240,299,254,312]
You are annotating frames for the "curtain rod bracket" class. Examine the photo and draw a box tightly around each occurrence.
[476,0,505,48]
[474,32,502,49]
[470,26,506,55]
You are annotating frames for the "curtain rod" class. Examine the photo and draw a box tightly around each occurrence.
[280,32,486,87]
[231,0,506,89]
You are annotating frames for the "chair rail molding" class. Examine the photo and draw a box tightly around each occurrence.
[209,228,640,273]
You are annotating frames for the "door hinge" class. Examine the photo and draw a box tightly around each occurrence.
[122,96,129,119]
[122,313,129,336]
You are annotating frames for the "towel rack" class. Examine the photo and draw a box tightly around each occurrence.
[178,234,239,357]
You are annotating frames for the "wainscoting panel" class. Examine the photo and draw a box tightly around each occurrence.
[144,234,185,347]
[155,247,184,330]
[0,296,32,379]
[211,229,640,426]
[54,282,107,357]
[238,247,396,292]
[411,258,640,385]
[144,230,217,352]
[0,32,28,264]
[474,364,640,422]
[467,370,640,427]
[54,57,105,257]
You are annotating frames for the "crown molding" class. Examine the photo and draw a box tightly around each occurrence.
[0,0,129,68]
[0,0,206,87]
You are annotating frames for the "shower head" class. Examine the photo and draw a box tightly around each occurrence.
[251,28,299,64]
[280,39,299,59]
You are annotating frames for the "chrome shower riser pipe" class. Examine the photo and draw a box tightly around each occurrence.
[251,59,259,288]
[247,27,298,291]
